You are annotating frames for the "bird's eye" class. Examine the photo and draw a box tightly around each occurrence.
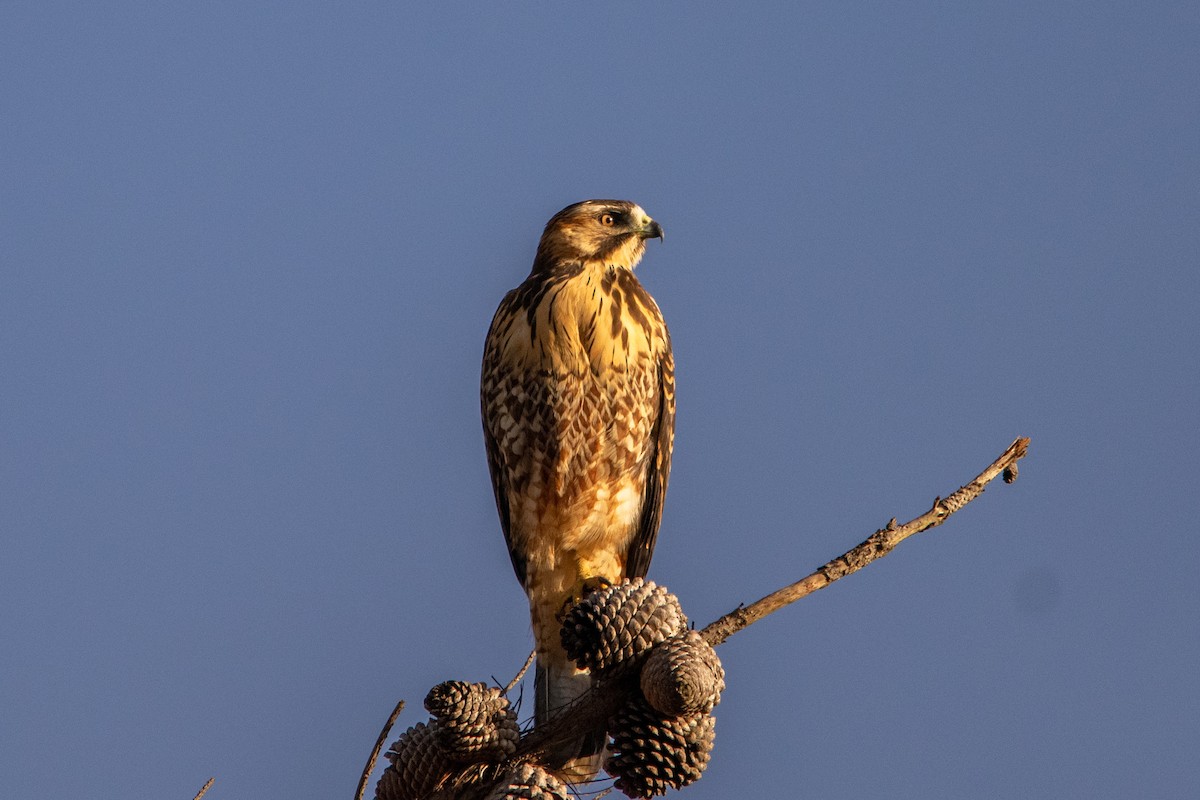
[600,213,616,227]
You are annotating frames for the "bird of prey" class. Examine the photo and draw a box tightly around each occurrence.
[481,200,674,782]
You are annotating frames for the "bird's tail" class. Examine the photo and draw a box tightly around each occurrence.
[535,656,606,784]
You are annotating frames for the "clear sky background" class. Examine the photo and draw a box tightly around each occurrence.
[2,3,1197,798]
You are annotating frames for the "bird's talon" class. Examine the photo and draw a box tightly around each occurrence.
[558,576,615,619]
[580,576,613,596]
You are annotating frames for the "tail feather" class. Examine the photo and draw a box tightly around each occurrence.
[535,658,606,783]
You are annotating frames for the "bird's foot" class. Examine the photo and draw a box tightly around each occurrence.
[558,576,614,618]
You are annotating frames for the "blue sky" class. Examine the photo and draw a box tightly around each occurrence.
[2,3,1197,798]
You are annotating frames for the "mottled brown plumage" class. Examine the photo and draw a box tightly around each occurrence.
[481,199,674,783]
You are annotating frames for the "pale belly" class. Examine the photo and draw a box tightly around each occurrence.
[511,474,643,564]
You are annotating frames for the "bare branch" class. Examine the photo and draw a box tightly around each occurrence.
[701,436,1030,645]
[504,650,536,695]
[192,777,215,800]
[357,700,406,800]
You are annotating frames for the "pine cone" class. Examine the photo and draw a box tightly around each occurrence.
[560,579,687,675]
[639,630,725,717]
[484,763,571,800]
[606,700,716,798]
[424,681,520,762]
[376,722,451,800]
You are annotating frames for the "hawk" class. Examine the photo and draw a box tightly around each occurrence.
[481,200,674,781]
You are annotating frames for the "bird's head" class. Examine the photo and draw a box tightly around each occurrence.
[534,199,663,273]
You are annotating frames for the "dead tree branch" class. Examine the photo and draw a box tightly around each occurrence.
[503,650,536,695]
[701,435,1030,645]
[192,777,215,800]
[357,700,407,800]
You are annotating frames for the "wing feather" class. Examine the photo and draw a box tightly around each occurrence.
[624,338,675,579]
[481,291,528,587]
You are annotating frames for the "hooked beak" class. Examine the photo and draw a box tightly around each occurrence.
[637,219,664,242]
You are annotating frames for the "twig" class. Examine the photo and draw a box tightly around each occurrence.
[504,650,536,694]
[356,700,406,800]
[701,436,1030,645]
[192,777,215,800]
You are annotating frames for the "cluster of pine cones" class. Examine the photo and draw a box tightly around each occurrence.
[561,579,724,797]
[375,579,723,800]
[375,681,543,800]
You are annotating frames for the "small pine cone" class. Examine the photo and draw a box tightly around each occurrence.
[560,579,687,675]
[639,630,725,717]
[606,700,716,798]
[376,722,451,800]
[483,763,571,800]
[424,681,520,762]
[423,680,480,718]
